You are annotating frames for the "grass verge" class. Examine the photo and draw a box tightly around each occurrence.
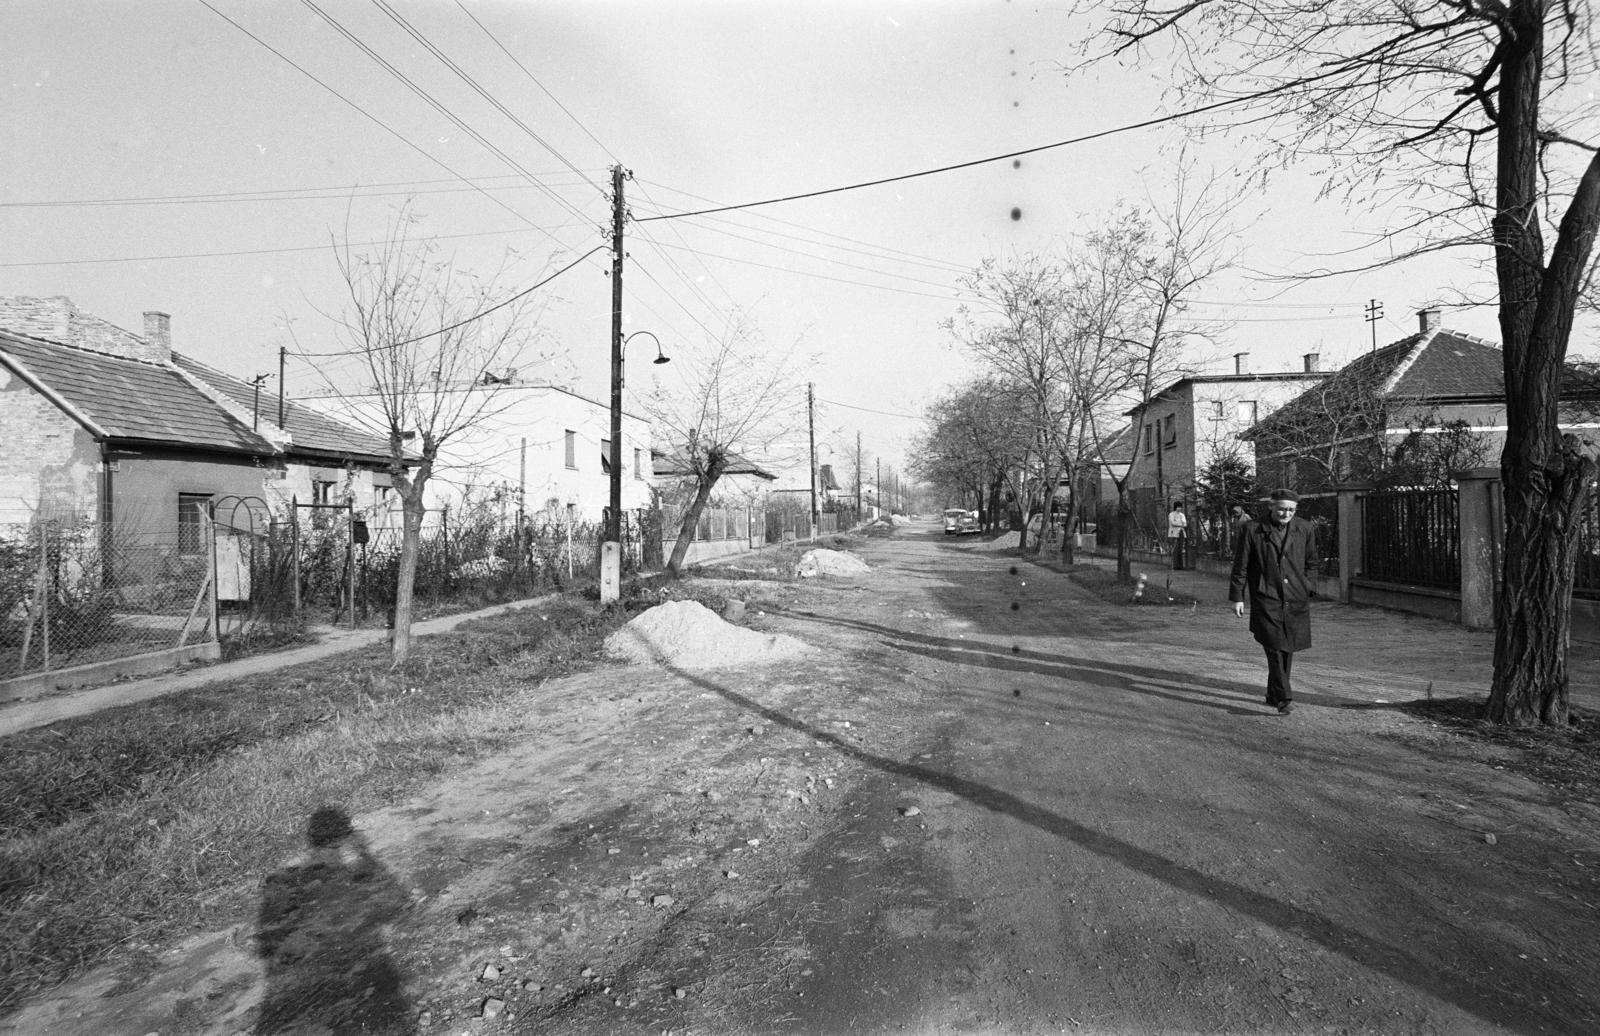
[0,594,629,1016]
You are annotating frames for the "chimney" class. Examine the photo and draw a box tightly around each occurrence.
[1418,307,1441,332]
[1233,352,1250,375]
[142,311,172,364]
[1303,352,1320,373]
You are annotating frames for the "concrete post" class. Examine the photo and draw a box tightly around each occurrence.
[600,542,621,605]
[1455,467,1501,629]
[1335,483,1372,604]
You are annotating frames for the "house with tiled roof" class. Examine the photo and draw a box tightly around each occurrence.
[1245,307,1600,493]
[0,297,402,547]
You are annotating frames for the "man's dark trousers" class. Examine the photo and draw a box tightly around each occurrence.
[1264,648,1294,705]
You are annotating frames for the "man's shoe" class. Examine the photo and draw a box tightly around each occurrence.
[1277,701,1293,715]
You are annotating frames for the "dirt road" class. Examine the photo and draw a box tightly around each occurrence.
[10,524,1600,1035]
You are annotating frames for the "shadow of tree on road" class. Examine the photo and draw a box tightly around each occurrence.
[652,634,1587,1034]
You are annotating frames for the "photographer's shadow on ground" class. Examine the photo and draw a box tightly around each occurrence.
[254,806,414,1035]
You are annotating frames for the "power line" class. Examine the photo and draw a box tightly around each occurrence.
[286,245,605,357]
[369,0,606,199]
[817,397,924,420]
[645,239,969,301]
[636,33,1473,224]
[195,0,557,236]
[453,0,620,168]
[0,221,592,268]
[635,177,970,274]
[296,0,596,229]
[0,173,603,209]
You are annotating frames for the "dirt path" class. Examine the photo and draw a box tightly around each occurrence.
[8,526,1600,1035]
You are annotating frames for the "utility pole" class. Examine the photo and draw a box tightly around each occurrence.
[602,165,626,604]
[1364,298,1384,352]
[855,431,862,519]
[875,457,881,518]
[807,382,818,541]
[277,345,286,428]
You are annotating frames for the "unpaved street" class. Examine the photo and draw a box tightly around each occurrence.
[9,524,1600,1035]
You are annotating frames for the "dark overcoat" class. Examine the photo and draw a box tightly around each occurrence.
[1228,517,1319,652]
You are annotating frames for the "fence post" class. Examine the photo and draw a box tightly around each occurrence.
[1455,467,1501,629]
[1335,483,1370,604]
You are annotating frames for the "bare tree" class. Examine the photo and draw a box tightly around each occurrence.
[1069,1,1600,725]
[946,257,1078,551]
[321,209,548,664]
[649,316,804,577]
[913,377,1034,524]
[1079,180,1239,580]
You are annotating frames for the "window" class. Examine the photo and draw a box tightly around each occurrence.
[1141,424,1154,455]
[564,430,577,469]
[1163,414,1177,447]
[600,438,612,474]
[177,493,210,555]
[634,448,643,479]
[1237,400,1258,425]
[312,479,336,505]
[1212,400,1225,420]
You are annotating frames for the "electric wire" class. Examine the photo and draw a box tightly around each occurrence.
[195,0,561,237]
[297,0,596,229]
[368,0,606,199]
[452,0,621,168]
[0,221,594,268]
[285,245,605,357]
[0,173,601,209]
[644,240,969,301]
[636,30,1480,224]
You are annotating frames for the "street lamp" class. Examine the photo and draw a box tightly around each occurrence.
[602,329,670,604]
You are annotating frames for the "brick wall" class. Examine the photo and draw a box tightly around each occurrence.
[0,296,167,364]
[0,365,100,526]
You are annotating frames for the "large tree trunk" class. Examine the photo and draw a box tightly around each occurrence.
[1114,486,1133,582]
[667,459,727,577]
[1485,6,1600,726]
[390,491,424,666]
[1058,485,1078,566]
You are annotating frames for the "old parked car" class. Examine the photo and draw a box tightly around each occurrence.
[944,508,980,535]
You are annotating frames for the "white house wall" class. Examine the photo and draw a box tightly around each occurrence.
[430,385,653,522]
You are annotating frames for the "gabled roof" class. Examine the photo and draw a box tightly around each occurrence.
[652,447,777,481]
[1250,328,1504,439]
[1382,330,1505,399]
[0,330,266,454]
[818,463,843,492]
[172,354,394,463]
[0,329,397,466]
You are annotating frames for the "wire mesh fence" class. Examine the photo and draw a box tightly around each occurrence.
[2,519,217,680]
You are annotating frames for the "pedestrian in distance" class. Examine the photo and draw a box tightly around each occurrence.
[1228,489,1319,714]
[1166,501,1188,568]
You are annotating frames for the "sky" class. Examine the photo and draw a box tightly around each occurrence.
[5,0,1573,488]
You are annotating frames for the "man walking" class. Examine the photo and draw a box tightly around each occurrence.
[1229,489,1319,714]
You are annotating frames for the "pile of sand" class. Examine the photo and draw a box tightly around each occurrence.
[794,549,871,578]
[604,600,814,670]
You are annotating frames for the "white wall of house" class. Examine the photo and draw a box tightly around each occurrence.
[425,384,654,523]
